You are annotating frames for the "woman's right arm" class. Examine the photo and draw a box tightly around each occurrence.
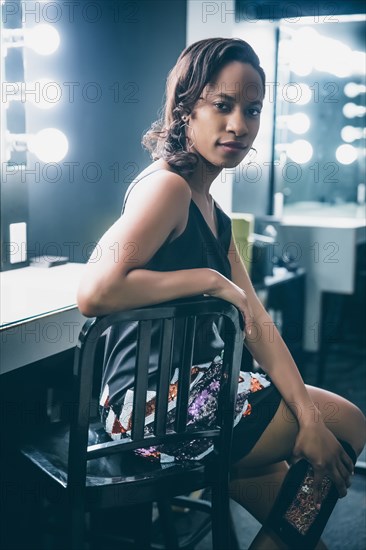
[77,172,230,317]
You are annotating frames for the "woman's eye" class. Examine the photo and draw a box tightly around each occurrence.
[214,102,230,112]
[248,108,262,117]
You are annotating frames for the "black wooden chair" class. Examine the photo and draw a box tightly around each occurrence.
[20,296,243,549]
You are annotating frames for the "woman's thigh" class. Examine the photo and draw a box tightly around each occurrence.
[304,384,366,455]
[233,384,366,469]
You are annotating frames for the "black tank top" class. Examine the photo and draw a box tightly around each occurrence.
[101,168,233,408]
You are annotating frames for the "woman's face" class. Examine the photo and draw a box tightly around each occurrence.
[185,61,264,168]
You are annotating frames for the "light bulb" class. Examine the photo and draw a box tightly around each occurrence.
[344,83,366,98]
[343,103,366,118]
[336,144,358,165]
[341,126,365,143]
[28,128,68,162]
[287,140,313,164]
[287,113,311,134]
[25,24,60,55]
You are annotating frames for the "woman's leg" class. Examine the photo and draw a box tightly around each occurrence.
[229,384,366,549]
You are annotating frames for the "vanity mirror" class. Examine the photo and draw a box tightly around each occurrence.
[273,15,365,219]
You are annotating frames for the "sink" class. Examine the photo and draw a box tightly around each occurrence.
[283,201,366,220]
[277,207,366,352]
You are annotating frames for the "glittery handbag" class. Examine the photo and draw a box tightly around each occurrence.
[265,439,357,549]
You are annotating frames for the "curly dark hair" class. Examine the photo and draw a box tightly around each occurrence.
[141,37,266,178]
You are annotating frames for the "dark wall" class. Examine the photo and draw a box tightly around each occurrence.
[22,0,186,263]
[235,0,366,20]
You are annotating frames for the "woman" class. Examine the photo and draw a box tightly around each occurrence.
[77,37,366,549]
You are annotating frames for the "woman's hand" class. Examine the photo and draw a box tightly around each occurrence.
[292,414,355,507]
[207,274,254,339]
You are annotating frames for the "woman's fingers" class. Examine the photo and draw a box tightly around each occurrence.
[328,459,350,498]
[333,466,349,498]
[239,291,254,337]
[340,450,355,476]
[313,461,349,508]
[335,459,352,489]
[331,446,354,496]
[312,468,324,508]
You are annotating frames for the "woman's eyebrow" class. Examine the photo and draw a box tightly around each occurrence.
[210,92,263,106]
[212,92,236,101]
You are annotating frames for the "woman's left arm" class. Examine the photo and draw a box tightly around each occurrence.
[227,233,316,425]
[227,232,354,503]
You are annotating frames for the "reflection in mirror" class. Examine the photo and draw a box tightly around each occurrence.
[274,16,366,219]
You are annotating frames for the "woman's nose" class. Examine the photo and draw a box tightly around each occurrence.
[226,110,249,136]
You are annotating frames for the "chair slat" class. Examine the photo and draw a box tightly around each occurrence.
[131,319,152,440]
[175,315,196,432]
[154,318,174,436]
[87,428,221,459]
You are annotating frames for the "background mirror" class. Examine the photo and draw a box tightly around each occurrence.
[274,16,366,218]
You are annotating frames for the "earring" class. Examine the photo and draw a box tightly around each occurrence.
[177,117,189,150]
[180,116,196,150]
[244,147,257,165]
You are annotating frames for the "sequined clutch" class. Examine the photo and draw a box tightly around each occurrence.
[265,439,357,549]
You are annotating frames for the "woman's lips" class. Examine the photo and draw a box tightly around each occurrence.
[218,143,247,154]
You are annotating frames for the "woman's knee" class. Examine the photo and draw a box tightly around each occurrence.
[232,399,299,468]
[347,403,366,456]
[305,384,366,456]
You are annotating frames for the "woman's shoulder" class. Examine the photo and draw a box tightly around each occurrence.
[121,162,193,246]
[122,161,192,214]
[133,160,190,190]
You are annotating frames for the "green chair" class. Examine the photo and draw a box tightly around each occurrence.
[231,213,254,275]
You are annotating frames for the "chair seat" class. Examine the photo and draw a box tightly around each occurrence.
[20,421,207,509]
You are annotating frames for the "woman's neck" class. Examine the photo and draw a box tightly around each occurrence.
[153,156,222,203]
[183,155,222,202]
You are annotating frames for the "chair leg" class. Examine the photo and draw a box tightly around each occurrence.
[157,499,180,550]
[211,482,231,550]
[69,504,86,550]
[134,502,153,549]
[229,505,241,550]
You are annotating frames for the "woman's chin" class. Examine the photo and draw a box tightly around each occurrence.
[217,157,246,169]
[194,149,247,171]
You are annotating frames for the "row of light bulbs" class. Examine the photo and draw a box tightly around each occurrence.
[276,24,365,166]
[279,25,365,78]
[275,140,365,165]
[3,15,68,163]
[276,113,365,141]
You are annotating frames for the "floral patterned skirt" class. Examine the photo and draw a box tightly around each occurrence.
[99,352,275,463]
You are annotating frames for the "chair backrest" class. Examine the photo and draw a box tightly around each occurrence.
[67,296,243,489]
